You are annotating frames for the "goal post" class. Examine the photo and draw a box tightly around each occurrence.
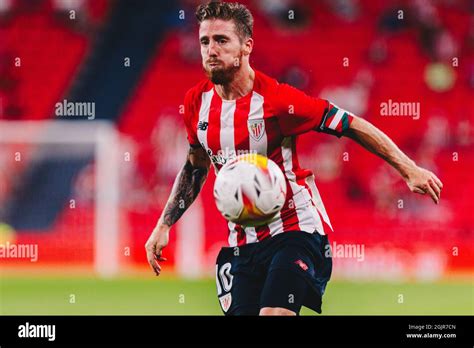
[0,120,120,278]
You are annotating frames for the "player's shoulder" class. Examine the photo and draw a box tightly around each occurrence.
[254,70,302,98]
[254,69,280,95]
[185,78,213,104]
[254,70,296,109]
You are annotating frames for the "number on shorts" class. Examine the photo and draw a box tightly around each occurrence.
[216,262,233,296]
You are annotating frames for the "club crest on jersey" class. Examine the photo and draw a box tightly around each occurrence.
[218,293,232,313]
[248,119,265,141]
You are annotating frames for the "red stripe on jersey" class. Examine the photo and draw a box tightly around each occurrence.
[256,224,270,240]
[234,95,251,152]
[207,92,222,157]
[236,225,247,246]
[291,136,301,173]
[292,137,311,189]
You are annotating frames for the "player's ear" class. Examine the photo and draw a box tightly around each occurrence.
[243,37,253,56]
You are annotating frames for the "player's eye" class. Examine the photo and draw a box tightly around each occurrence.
[201,39,209,46]
[218,39,227,45]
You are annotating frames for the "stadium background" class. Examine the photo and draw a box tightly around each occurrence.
[0,0,472,315]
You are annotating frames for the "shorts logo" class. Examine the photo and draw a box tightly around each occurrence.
[295,259,309,271]
[248,119,265,141]
[218,293,232,313]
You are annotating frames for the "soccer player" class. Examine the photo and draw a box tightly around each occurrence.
[145,1,443,316]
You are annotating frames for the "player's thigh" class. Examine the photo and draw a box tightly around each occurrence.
[260,233,332,314]
[259,262,310,315]
[216,248,263,316]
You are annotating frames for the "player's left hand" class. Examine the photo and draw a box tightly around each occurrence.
[405,165,443,204]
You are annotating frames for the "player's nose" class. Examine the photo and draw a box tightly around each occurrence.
[208,40,218,56]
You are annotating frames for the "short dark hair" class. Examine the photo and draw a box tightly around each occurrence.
[195,1,254,41]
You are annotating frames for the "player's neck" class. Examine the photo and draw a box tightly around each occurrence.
[214,66,255,101]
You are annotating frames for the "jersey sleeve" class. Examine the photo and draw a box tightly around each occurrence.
[183,89,201,148]
[275,83,354,138]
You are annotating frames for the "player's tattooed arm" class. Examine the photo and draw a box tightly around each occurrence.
[146,146,210,276]
[344,116,443,204]
[159,146,211,227]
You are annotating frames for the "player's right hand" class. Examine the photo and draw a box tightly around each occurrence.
[145,224,170,276]
[405,165,443,204]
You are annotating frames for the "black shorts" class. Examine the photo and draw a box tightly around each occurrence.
[215,231,332,315]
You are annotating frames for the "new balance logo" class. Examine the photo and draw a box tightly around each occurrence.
[198,121,208,131]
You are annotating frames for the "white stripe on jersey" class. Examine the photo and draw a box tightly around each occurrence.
[328,108,345,130]
[281,137,323,234]
[220,101,236,155]
[245,226,258,244]
[305,175,333,232]
[228,221,238,246]
[248,91,267,156]
[197,89,214,149]
[267,211,284,237]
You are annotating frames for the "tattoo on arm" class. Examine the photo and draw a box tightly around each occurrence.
[160,148,209,227]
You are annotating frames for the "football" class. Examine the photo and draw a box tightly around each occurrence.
[213,154,287,226]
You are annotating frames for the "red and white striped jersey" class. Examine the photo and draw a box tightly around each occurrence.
[183,70,354,247]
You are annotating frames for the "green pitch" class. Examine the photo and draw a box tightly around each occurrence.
[1,277,472,315]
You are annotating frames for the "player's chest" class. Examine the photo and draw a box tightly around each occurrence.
[195,101,282,166]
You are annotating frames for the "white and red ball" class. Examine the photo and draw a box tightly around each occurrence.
[213,154,286,227]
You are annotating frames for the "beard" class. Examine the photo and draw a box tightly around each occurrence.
[204,55,242,85]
